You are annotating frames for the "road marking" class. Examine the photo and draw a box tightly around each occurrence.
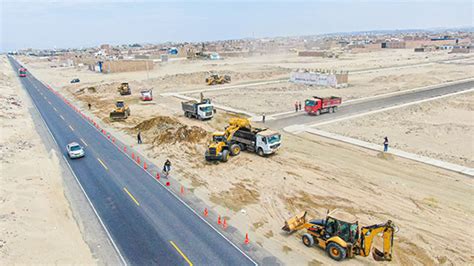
[53,107,57,112]
[170,241,193,266]
[60,115,65,120]
[97,158,108,170]
[48,101,52,105]
[68,125,74,131]
[80,138,88,146]
[123,187,140,206]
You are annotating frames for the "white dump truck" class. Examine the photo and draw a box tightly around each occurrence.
[181,99,214,120]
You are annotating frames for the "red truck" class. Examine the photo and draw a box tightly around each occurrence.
[18,67,27,77]
[304,96,342,115]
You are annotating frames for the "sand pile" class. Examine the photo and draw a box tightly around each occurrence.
[131,116,208,145]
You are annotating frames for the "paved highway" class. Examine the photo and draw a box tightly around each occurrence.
[266,80,474,129]
[9,57,258,265]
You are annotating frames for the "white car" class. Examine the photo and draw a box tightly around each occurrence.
[66,142,85,159]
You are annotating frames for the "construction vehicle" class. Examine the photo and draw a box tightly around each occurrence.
[205,118,281,162]
[117,83,131,95]
[282,210,396,262]
[140,89,153,101]
[304,96,342,116]
[205,74,231,85]
[18,67,27,77]
[109,101,130,120]
[182,99,214,120]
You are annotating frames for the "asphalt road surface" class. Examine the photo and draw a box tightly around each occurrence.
[9,57,257,266]
[266,80,474,129]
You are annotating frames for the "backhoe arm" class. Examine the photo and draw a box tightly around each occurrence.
[359,220,395,261]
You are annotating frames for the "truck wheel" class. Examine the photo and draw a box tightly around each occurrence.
[230,144,241,156]
[302,233,314,247]
[326,242,347,261]
[333,106,338,112]
[315,110,321,116]
[329,107,334,113]
[257,148,264,157]
[221,150,229,162]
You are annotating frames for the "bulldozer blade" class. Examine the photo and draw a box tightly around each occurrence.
[372,248,391,261]
[109,112,127,120]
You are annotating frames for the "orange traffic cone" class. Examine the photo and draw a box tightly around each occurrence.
[166,181,170,186]
[123,146,127,152]
[223,218,227,230]
[156,172,160,180]
[144,162,147,170]
[203,208,208,217]
[132,153,135,159]
[137,157,140,164]
[245,233,250,244]
[217,216,222,225]
[180,186,184,195]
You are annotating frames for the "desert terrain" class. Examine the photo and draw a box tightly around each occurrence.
[14,49,474,265]
[321,91,474,167]
[0,55,94,263]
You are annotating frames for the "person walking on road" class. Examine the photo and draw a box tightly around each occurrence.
[88,102,91,110]
[383,137,389,152]
[262,113,266,123]
[137,131,142,144]
[163,159,171,176]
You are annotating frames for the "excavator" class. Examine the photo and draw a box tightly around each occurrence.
[205,117,281,162]
[282,209,396,262]
[205,74,231,85]
[109,101,131,120]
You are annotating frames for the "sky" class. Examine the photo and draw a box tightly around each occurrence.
[1,0,473,52]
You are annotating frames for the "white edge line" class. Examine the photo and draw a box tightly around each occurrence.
[308,87,474,128]
[17,58,257,266]
[9,57,128,266]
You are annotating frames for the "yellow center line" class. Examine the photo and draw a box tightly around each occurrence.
[80,138,88,146]
[60,115,65,120]
[97,158,108,170]
[68,125,74,131]
[123,187,140,206]
[170,241,193,266]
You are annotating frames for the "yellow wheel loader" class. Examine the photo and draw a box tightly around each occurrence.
[117,82,131,95]
[109,101,130,120]
[205,74,231,85]
[282,210,397,262]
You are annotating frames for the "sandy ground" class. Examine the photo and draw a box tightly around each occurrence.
[17,50,474,265]
[320,91,474,168]
[0,55,94,264]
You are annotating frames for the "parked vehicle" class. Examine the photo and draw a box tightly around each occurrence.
[304,96,342,116]
[66,142,85,159]
[140,89,153,101]
[70,78,80,83]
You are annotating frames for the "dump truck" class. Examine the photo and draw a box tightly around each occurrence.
[205,74,231,85]
[205,118,281,162]
[282,210,397,262]
[109,101,130,120]
[117,83,131,95]
[140,89,153,101]
[18,67,27,77]
[182,98,214,120]
[304,96,342,116]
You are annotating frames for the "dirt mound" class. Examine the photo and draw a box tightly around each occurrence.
[131,116,208,144]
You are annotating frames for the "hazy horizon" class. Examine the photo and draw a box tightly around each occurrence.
[1,0,473,52]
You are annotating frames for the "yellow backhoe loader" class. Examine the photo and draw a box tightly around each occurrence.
[109,101,130,120]
[282,210,396,262]
[205,74,231,85]
[117,82,131,95]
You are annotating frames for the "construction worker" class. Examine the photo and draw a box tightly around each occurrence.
[137,131,142,144]
[163,159,171,176]
[262,113,266,123]
[88,103,91,110]
[383,137,389,152]
[298,101,302,111]
[295,101,298,112]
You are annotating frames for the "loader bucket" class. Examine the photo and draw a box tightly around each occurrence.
[109,111,127,120]
[372,248,391,261]
[282,211,307,232]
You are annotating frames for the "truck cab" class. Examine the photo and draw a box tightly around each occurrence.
[305,96,342,116]
[197,103,214,119]
[255,130,281,156]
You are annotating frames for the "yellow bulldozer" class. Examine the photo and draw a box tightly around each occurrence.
[117,82,131,95]
[282,209,396,262]
[109,101,130,120]
[205,74,231,85]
